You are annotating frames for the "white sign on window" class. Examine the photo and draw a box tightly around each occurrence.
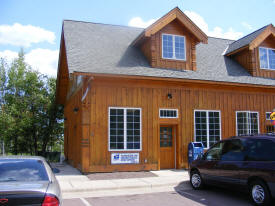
[111,153,139,164]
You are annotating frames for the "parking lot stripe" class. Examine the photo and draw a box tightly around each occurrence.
[80,198,92,206]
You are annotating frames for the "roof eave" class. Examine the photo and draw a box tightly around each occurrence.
[249,24,275,50]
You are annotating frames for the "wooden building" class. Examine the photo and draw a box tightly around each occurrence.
[56,7,275,173]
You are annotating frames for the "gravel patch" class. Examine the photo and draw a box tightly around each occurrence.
[87,171,158,180]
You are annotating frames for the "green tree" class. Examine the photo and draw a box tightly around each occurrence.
[0,50,63,156]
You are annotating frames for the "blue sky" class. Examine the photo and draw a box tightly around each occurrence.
[1,0,275,76]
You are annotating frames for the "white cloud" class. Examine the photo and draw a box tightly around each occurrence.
[128,17,156,28]
[0,49,59,77]
[0,23,55,47]
[184,11,209,34]
[242,22,253,30]
[184,10,243,40]
[25,49,58,77]
[0,50,18,64]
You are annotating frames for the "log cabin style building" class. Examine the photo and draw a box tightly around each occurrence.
[56,7,275,173]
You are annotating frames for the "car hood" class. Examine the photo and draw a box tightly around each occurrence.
[0,181,49,193]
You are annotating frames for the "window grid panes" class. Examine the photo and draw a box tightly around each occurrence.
[162,35,173,58]
[126,109,141,150]
[266,112,271,120]
[109,108,141,150]
[195,111,221,148]
[159,109,178,118]
[259,47,275,70]
[175,36,185,60]
[236,111,259,136]
[162,34,185,60]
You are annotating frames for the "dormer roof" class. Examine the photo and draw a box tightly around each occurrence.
[132,7,208,46]
[225,24,275,56]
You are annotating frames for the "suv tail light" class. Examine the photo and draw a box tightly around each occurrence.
[42,194,59,206]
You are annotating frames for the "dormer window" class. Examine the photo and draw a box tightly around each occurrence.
[259,47,275,70]
[162,34,186,60]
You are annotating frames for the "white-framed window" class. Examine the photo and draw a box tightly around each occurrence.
[194,110,221,149]
[259,47,275,70]
[162,34,186,60]
[236,111,259,136]
[266,112,271,120]
[159,109,178,118]
[109,107,142,151]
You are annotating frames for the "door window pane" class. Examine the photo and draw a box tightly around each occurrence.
[160,127,173,147]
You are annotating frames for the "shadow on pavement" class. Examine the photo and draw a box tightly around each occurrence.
[174,181,252,206]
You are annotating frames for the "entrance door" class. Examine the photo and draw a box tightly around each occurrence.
[160,126,175,169]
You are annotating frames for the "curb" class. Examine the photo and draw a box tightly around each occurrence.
[59,177,189,194]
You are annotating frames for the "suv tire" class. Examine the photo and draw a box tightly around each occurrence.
[249,180,271,206]
[190,170,204,190]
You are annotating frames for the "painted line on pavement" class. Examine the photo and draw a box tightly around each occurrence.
[80,198,92,206]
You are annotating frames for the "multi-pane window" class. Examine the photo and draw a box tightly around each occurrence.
[109,107,141,150]
[266,112,271,120]
[194,110,221,149]
[236,111,259,136]
[159,109,178,118]
[259,47,275,70]
[162,34,186,60]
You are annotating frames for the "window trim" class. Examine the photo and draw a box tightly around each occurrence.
[159,108,179,118]
[162,33,186,61]
[194,110,222,149]
[108,107,142,152]
[259,47,275,70]
[235,111,260,136]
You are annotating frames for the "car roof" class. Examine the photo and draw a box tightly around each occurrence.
[0,155,47,161]
[230,133,275,141]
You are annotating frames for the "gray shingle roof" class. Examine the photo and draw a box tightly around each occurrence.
[224,25,268,55]
[63,20,275,86]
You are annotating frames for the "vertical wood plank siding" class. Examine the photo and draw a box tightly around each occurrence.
[64,76,275,172]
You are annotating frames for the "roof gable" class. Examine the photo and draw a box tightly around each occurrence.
[132,7,208,46]
[225,24,275,56]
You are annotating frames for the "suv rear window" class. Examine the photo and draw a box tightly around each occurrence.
[0,159,49,182]
[244,139,275,161]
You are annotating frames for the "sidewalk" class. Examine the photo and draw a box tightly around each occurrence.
[52,163,190,199]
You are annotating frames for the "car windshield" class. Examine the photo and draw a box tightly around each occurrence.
[0,159,49,182]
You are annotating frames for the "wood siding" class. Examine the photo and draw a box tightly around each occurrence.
[64,76,275,173]
[139,19,198,71]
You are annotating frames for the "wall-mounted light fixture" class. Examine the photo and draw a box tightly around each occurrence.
[73,107,79,113]
[167,93,172,99]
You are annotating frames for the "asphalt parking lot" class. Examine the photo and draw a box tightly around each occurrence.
[63,184,260,206]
